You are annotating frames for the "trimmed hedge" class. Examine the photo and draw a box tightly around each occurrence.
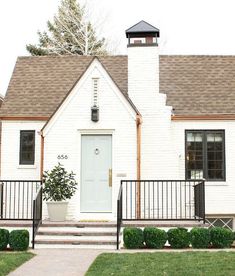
[190,228,210,248]
[123,227,144,249]
[144,227,167,249]
[123,227,234,250]
[0,228,9,250]
[210,227,234,248]
[9,230,29,251]
[167,228,190,249]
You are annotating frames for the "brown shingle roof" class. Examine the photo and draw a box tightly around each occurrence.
[0,55,128,117]
[1,55,235,117]
[160,55,235,115]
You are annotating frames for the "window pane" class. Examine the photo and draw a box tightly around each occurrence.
[207,152,215,161]
[186,132,203,179]
[20,131,35,165]
[215,152,223,160]
[208,170,216,179]
[206,131,224,180]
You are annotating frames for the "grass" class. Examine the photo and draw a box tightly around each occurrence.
[86,252,235,276]
[0,252,34,276]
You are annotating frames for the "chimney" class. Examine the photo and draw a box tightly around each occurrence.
[126,20,160,114]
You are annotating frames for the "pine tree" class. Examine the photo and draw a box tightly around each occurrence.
[26,0,107,56]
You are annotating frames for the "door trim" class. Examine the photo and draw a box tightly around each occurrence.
[79,130,114,214]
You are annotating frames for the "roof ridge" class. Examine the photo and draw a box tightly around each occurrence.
[17,55,128,59]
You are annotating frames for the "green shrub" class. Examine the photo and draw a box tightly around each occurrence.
[167,228,190,249]
[9,230,29,251]
[123,227,144,249]
[144,227,167,249]
[210,227,234,248]
[43,163,78,201]
[190,228,210,248]
[0,228,9,250]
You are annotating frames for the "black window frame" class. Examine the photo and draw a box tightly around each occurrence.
[19,130,35,165]
[185,130,226,181]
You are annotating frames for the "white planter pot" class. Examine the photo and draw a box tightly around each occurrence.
[46,201,68,222]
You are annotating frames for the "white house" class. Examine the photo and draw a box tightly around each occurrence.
[0,21,235,235]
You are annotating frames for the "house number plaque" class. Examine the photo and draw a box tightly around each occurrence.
[57,154,68,160]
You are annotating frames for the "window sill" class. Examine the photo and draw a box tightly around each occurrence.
[17,165,37,169]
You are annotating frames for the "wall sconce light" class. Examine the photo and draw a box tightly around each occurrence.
[91,106,99,122]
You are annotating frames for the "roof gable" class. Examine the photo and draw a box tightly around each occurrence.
[0,55,128,117]
[42,57,138,135]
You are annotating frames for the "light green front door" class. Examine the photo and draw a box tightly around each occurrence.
[81,135,112,212]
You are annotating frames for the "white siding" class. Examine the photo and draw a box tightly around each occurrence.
[43,60,137,220]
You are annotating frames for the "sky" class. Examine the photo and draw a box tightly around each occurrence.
[1,0,235,95]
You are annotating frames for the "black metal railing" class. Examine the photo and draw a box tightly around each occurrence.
[0,180,43,249]
[194,181,205,223]
[116,179,205,249]
[0,180,42,220]
[32,185,43,249]
[116,183,123,250]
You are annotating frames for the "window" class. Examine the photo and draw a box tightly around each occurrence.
[19,130,35,165]
[185,130,225,181]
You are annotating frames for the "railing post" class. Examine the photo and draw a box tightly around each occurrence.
[32,199,36,249]
[116,199,120,250]
[40,182,43,220]
[0,183,3,219]
[137,181,141,219]
[202,180,206,224]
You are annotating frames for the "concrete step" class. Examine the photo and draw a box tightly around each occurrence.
[40,221,117,228]
[35,235,117,241]
[37,230,117,236]
[34,243,117,249]
[34,238,117,247]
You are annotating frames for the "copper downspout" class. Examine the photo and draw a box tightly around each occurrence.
[0,121,2,179]
[40,134,44,180]
[136,115,142,219]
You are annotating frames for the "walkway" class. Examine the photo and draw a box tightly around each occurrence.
[9,249,112,276]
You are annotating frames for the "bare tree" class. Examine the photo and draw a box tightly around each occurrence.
[26,0,108,56]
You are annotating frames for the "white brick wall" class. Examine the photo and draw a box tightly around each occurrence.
[1,121,45,180]
[171,120,235,215]
[128,45,173,180]
[42,59,137,220]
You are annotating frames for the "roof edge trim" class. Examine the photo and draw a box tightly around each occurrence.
[172,114,235,120]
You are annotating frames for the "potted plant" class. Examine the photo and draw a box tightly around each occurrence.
[43,163,78,221]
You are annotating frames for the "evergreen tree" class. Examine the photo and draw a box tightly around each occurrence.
[26,0,107,56]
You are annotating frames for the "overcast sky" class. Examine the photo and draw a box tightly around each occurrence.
[1,0,235,95]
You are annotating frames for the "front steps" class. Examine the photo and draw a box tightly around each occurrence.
[0,220,208,249]
[34,221,119,249]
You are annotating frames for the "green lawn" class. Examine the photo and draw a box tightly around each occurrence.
[0,252,34,276]
[86,252,235,276]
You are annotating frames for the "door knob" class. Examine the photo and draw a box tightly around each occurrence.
[109,169,112,187]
